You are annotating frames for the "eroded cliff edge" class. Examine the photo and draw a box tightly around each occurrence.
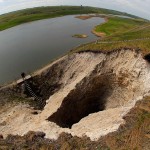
[0,48,150,145]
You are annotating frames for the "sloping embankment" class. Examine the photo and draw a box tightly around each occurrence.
[0,48,150,141]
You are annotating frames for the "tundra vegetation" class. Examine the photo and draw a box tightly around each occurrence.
[0,6,141,31]
[73,16,150,55]
[0,6,150,150]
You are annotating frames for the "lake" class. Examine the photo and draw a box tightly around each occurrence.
[0,15,104,85]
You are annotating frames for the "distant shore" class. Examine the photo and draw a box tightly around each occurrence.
[0,5,138,32]
[75,14,108,37]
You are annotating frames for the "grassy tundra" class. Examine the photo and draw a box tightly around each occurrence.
[0,6,149,53]
[73,16,150,54]
[0,6,150,150]
[0,6,141,31]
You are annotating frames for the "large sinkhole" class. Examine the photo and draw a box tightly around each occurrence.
[48,74,116,128]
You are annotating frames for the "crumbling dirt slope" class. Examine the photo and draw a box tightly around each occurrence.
[0,97,149,150]
[0,48,150,143]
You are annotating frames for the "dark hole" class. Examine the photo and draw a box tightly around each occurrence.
[31,111,38,115]
[144,54,150,62]
[47,75,113,128]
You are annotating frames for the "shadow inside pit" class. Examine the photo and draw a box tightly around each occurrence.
[144,54,150,63]
[47,75,114,128]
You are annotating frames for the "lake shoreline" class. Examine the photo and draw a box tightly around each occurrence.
[0,15,105,86]
[75,14,108,37]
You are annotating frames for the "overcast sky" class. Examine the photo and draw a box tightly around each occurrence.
[0,0,149,20]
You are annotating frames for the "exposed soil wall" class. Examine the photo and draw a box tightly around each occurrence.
[1,97,149,150]
[0,48,150,141]
[48,74,115,128]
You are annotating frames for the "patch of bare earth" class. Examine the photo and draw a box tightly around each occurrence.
[75,15,93,20]
[0,49,150,150]
[0,97,149,150]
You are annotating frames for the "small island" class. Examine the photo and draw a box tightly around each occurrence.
[72,34,88,38]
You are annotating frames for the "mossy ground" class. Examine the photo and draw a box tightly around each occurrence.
[94,17,146,36]
[0,6,140,31]
[73,17,150,55]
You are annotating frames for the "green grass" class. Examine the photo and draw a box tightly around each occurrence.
[0,6,149,53]
[73,38,150,55]
[72,34,88,38]
[0,6,142,31]
[104,23,150,40]
[95,17,147,36]
[73,16,150,55]
[0,6,149,54]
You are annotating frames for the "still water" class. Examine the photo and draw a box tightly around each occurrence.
[0,15,104,85]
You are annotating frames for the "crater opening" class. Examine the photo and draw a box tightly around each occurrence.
[144,54,150,63]
[47,74,115,128]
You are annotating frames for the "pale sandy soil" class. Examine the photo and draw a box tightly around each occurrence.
[0,49,150,141]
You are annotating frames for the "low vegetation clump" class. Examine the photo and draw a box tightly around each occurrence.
[72,34,88,38]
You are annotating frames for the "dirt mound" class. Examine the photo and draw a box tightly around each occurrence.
[0,97,149,150]
[0,48,150,141]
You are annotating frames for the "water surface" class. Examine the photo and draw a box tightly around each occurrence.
[0,15,104,85]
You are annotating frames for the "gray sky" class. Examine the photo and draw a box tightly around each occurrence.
[0,0,149,20]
